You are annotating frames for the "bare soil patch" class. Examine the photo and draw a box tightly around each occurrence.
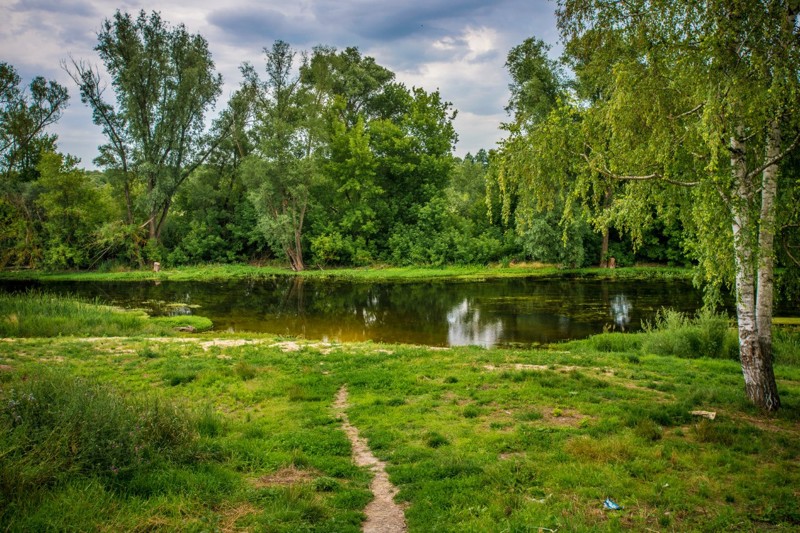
[252,466,317,487]
[200,339,263,351]
[271,341,334,354]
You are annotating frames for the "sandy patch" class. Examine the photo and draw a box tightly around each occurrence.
[200,339,262,351]
[483,363,579,372]
[335,386,407,533]
[270,341,333,354]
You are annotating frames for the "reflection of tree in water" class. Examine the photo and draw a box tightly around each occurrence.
[609,293,632,331]
[446,298,504,347]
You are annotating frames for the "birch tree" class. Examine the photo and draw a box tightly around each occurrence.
[552,0,800,410]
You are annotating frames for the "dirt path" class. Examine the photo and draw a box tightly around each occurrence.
[334,386,407,533]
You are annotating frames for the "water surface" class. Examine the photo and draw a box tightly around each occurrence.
[1,276,727,347]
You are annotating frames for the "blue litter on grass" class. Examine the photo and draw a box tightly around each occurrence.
[603,498,623,510]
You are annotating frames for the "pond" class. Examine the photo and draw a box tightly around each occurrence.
[0,276,740,347]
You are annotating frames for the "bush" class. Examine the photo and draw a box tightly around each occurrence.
[641,309,736,359]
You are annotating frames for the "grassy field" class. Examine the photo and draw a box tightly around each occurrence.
[0,263,692,283]
[1,296,799,531]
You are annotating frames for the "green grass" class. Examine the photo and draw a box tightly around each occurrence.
[0,263,692,283]
[0,291,212,337]
[0,296,798,530]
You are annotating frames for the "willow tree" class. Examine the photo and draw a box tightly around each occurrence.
[68,10,225,248]
[547,0,800,410]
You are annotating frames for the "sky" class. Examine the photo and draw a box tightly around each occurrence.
[1,0,561,168]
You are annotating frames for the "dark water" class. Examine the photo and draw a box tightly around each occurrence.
[0,276,738,347]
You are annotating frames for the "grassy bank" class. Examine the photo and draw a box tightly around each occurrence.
[0,263,692,283]
[1,298,799,531]
[0,292,213,337]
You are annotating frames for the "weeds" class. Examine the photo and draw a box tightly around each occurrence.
[0,369,196,501]
[641,308,737,359]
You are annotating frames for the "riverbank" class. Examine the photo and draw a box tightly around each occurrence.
[1,297,799,530]
[0,263,692,283]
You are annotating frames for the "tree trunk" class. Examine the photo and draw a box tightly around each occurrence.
[754,119,781,409]
[600,228,609,268]
[599,187,612,267]
[730,129,780,411]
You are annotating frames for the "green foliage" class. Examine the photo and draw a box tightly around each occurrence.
[0,62,68,182]
[517,211,592,267]
[242,41,321,272]
[0,291,211,337]
[0,62,69,268]
[641,309,737,360]
[68,9,225,247]
[34,152,117,269]
[0,369,196,500]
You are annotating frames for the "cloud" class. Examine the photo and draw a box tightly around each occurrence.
[311,0,490,41]
[207,6,322,47]
[0,0,560,165]
[10,0,98,18]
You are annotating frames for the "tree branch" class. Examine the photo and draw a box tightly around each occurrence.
[669,103,703,120]
[746,130,800,180]
[580,152,699,187]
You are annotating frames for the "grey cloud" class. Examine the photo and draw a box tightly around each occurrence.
[207,7,324,48]
[312,0,493,41]
[11,0,98,17]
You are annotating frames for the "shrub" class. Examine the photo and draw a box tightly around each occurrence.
[641,308,736,359]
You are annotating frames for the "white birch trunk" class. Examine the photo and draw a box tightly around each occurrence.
[753,120,782,411]
[731,128,781,411]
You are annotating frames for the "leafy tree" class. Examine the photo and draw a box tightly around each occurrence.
[0,62,68,182]
[0,62,69,267]
[242,41,322,271]
[302,47,458,264]
[34,152,116,269]
[165,90,265,265]
[554,0,800,410]
[67,10,226,252]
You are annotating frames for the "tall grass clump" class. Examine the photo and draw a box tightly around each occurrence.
[774,327,800,366]
[0,291,212,337]
[641,308,737,359]
[0,291,149,337]
[0,369,197,503]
